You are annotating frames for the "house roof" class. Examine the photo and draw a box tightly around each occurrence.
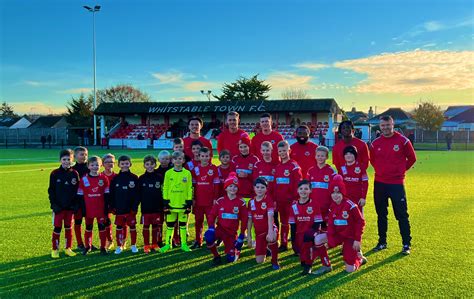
[0,116,20,128]
[368,108,412,124]
[346,111,368,122]
[28,116,65,128]
[448,107,474,123]
[444,105,474,119]
[94,99,341,116]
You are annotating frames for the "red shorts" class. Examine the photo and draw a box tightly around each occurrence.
[85,216,106,226]
[215,226,237,255]
[328,234,359,266]
[115,214,137,227]
[140,213,163,226]
[255,225,278,256]
[53,210,74,227]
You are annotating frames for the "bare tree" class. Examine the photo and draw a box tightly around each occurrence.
[281,88,309,100]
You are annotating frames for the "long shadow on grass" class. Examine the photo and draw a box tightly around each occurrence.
[0,211,50,222]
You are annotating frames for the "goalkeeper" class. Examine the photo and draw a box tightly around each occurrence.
[204,172,248,265]
[160,151,193,253]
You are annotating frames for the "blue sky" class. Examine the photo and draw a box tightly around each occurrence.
[1,0,473,114]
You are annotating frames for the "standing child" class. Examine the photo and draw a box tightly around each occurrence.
[191,147,220,249]
[253,141,277,198]
[312,175,366,274]
[110,155,140,254]
[274,140,302,252]
[204,173,248,265]
[247,177,280,270]
[306,146,337,222]
[172,138,191,163]
[137,155,164,253]
[101,153,116,250]
[288,180,328,275]
[160,151,194,253]
[185,140,203,171]
[72,146,88,250]
[77,156,110,255]
[48,149,80,258]
[232,136,259,203]
[217,150,234,198]
[338,145,369,210]
[156,150,172,247]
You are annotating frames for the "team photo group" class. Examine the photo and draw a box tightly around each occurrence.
[48,111,416,276]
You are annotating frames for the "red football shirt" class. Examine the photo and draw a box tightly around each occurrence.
[232,154,260,198]
[290,141,318,179]
[209,195,248,236]
[306,164,337,218]
[328,198,365,242]
[248,194,275,235]
[217,128,249,157]
[251,131,284,162]
[252,159,277,197]
[77,173,110,218]
[369,132,416,184]
[288,199,323,235]
[183,136,213,159]
[274,159,302,203]
[339,162,369,203]
[192,164,220,207]
[217,163,235,198]
[332,137,370,171]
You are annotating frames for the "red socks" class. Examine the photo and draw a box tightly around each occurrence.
[315,245,331,267]
[52,231,60,250]
[65,227,72,249]
[130,226,137,245]
[269,242,279,265]
[116,227,124,246]
[74,224,83,246]
[143,227,150,246]
[99,229,106,249]
[84,230,93,248]
[152,225,160,246]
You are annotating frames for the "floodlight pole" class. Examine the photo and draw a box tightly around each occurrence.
[84,5,101,145]
[201,90,212,102]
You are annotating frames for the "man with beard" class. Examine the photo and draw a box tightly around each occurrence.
[290,125,318,179]
[183,116,213,159]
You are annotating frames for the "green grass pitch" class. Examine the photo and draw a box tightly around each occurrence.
[0,149,473,297]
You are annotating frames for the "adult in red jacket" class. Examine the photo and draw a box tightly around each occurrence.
[332,120,369,171]
[370,116,416,255]
[183,116,213,159]
[217,111,250,158]
[251,113,284,163]
[290,125,318,179]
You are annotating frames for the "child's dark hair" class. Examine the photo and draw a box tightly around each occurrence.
[87,155,102,165]
[191,139,203,147]
[298,179,311,188]
[199,147,210,154]
[254,177,268,187]
[173,137,184,145]
[73,146,88,154]
[219,149,230,158]
[172,151,185,160]
[118,155,132,163]
[143,154,157,165]
[277,140,289,148]
[59,149,73,159]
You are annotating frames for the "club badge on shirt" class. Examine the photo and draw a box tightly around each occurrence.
[98,179,104,186]
[182,177,188,183]
[393,145,400,151]
[306,206,313,214]
[129,181,135,188]
[208,169,214,176]
[305,151,310,156]
[155,182,161,189]
[71,178,77,185]
[342,211,349,219]
[233,206,239,214]
[355,167,361,174]
[284,169,290,177]
[324,175,330,182]
[261,202,267,210]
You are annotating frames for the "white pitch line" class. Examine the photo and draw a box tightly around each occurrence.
[0,167,56,174]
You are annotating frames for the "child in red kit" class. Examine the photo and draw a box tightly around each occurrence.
[48,149,80,258]
[101,153,116,250]
[77,156,110,255]
[312,175,367,274]
[306,146,337,222]
[217,150,234,198]
[338,145,369,210]
[185,140,202,171]
[191,147,220,249]
[205,173,248,266]
[253,141,277,197]
[247,177,280,270]
[274,140,302,252]
[232,136,259,203]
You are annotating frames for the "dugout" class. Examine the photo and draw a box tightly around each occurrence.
[94,99,343,149]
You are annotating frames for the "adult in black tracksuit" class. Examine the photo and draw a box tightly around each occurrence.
[48,149,80,257]
[136,169,164,252]
[110,168,139,252]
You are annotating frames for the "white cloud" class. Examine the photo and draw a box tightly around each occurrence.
[24,80,41,87]
[422,43,437,48]
[293,62,329,70]
[423,21,444,32]
[334,50,474,94]
[13,102,66,115]
[57,88,93,94]
[370,41,376,46]
[151,71,185,84]
[267,72,314,91]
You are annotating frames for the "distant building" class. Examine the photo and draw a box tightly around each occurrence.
[442,105,474,131]
[0,117,21,128]
[28,116,69,128]
[367,107,416,129]
[9,116,32,129]
[346,107,369,123]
